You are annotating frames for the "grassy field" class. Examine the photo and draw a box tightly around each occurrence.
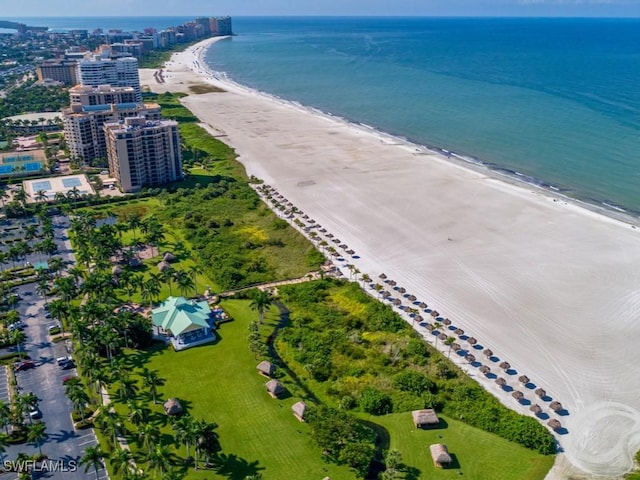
[115,299,355,480]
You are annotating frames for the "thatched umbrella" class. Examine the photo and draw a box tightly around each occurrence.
[452,343,461,352]
[302,214,309,220]
[163,398,183,416]
[379,273,387,280]
[483,348,493,357]
[346,249,355,255]
[308,219,316,224]
[479,365,491,375]
[548,419,562,431]
[419,302,428,309]
[392,298,402,306]
[408,295,417,302]
[512,390,524,401]
[454,328,464,336]
[327,233,334,239]
[496,377,507,386]
[389,280,397,287]
[535,388,546,398]
[519,375,530,385]
[438,333,447,341]
[320,228,327,233]
[442,318,451,326]
[414,315,424,323]
[499,361,511,370]
[467,337,477,345]
[338,244,348,249]
[530,404,542,414]
[549,401,563,413]
[398,287,407,294]
[430,311,439,318]
[465,354,476,363]
[332,238,340,244]
[382,291,391,299]
[426,324,434,331]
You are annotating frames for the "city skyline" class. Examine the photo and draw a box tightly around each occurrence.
[3,0,640,18]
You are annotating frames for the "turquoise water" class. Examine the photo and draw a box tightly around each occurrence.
[205,17,640,214]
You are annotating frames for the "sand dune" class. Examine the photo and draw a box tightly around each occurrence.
[140,38,640,479]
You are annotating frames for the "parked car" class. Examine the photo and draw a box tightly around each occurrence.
[56,356,73,365]
[14,360,36,371]
[47,324,59,333]
[59,360,75,370]
[29,407,42,420]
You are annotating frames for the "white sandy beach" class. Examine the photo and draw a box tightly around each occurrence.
[141,38,640,479]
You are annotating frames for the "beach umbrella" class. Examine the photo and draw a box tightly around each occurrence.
[535,388,546,398]
[339,244,348,249]
[320,228,327,233]
[483,348,493,357]
[430,311,439,318]
[398,287,406,294]
[346,249,355,255]
[327,233,334,238]
[549,401,563,413]
[419,302,428,309]
[442,318,451,326]
[467,337,477,345]
[408,295,417,302]
[512,391,524,401]
[379,273,387,279]
[438,333,447,341]
[414,315,424,323]
[548,419,562,431]
[530,404,542,414]
[479,365,491,375]
[426,324,434,331]
[398,305,407,311]
[518,375,530,385]
[392,298,402,306]
[499,361,511,370]
[465,354,476,363]
[389,280,397,287]
[452,343,461,351]
[496,377,507,386]
[454,328,464,336]
[382,291,391,298]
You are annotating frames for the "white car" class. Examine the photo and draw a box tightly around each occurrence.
[56,356,72,365]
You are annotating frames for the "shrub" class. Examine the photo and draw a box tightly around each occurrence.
[394,370,435,396]
[360,387,393,415]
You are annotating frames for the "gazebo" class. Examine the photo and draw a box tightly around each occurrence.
[411,409,440,429]
[429,444,452,468]
[151,296,216,351]
[292,401,308,422]
[163,398,183,416]
[265,379,285,398]
[257,361,276,378]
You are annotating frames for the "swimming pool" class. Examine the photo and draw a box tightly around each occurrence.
[62,177,82,188]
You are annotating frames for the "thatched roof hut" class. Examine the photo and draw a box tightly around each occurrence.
[412,409,440,428]
[454,328,464,336]
[163,252,176,263]
[326,233,334,239]
[292,401,308,422]
[535,388,546,398]
[499,361,511,370]
[320,228,327,233]
[157,261,172,272]
[479,365,491,375]
[163,398,183,416]
[512,390,524,401]
[530,404,542,414]
[519,375,530,384]
[548,419,562,431]
[496,377,507,386]
[467,337,477,345]
[429,444,452,468]
[483,348,493,357]
[465,354,476,363]
[257,361,276,377]
[346,249,355,255]
[549,401,563,412]
[265,379,285,398]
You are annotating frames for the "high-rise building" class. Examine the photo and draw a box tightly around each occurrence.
[76,55,142,102]
[69,84,137,106]
[36,60,78,86]
[211,16,233,36]
[105,117,183,193]
[63,102,161,164]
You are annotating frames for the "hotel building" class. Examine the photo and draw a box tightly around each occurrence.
[76,55,142,102]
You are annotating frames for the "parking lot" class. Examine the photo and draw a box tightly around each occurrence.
[1,216,109,480]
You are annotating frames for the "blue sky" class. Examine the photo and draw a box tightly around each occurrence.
[4,0,640,17]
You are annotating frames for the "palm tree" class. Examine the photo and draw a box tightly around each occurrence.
[141,368,163,404]
[175,270,194,298]
[148,444,172,478]
[35,279,49,305]
[0,401,11,435]
[27,422,47,456]
[138,422,160,455]
[127,400,149,427]
[187,264,202,296]
[110,447,133,476]
[34,189,47,204]
[444,336,456,359]
[173,415,196,461]
[11,329,26,357]
[195,419,220,467]
[80,445,105,479]
[249,289,273,325]
[20,392,39,425]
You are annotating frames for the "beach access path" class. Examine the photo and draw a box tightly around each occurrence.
[139,38,640,480]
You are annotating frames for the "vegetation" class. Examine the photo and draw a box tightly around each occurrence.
[0,80,69,118]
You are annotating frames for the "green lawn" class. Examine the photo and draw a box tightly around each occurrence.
[117,299,356,480]
[370,413,554,480]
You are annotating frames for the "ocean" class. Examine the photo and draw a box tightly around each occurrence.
[7,16,640,215]
[204,17,640,216]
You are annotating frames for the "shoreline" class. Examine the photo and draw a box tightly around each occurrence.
[140,38,640,479]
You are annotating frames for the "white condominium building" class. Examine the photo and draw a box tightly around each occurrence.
[105,117,183,193]
[69,84,137,106]
[76,56,142,102]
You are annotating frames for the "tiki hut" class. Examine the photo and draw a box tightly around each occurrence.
[454,328,464,336]
[465,354,476,363]
[467,337,477,345]
[442,318,451,326]
[163,252,176,263]
[530,404,542,414]
[265,379,285,398]
[519,375,530,385]
[256,361,276,378]
[535,388,547,398]
[292,401,308,422]
[512,390,525,401]
[499,361,511,370]
[429,444,452,468]
[496,377,507,386]
[157,261,172,272]
[548,419,562,431]
[163,398,183,416]
[419,302,428,309]
[412,409,440,428]
[483,348,493,357]
[379,273,387,279]
[549,401,563,413]
[479,365,491,375]
[111,265,122,276]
